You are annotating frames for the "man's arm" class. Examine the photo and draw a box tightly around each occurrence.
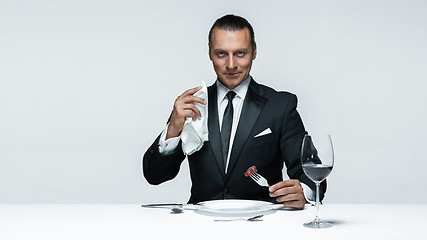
[269,93,326,209]
[142,85,206,185]
[158,124,181,155]
[143,133,185,185]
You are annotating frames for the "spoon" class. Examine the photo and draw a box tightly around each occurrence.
[170,207,184,214]
[214,215,263,222]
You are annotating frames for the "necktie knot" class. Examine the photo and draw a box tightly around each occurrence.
[226,91,236,101]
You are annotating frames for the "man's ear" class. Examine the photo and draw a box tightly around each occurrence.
[252,42,257,60]
[208,45,213,61]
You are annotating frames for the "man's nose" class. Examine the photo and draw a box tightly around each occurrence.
[226,56,237,69]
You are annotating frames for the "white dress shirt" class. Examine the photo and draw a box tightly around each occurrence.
[216,77,250,173]
[158,76,250,164]
[157,76,315,203]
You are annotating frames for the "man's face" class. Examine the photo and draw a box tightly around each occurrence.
[209,27,257,90]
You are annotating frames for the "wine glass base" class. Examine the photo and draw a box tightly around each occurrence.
[303,220,333,228]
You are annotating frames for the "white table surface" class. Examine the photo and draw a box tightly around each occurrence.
[0,204,426,240]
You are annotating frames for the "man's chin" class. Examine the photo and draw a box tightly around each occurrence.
[219,76,246,90]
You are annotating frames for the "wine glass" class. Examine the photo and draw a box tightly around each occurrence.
[301,133,334,228]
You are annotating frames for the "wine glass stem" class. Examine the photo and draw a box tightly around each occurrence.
[315,181,320,221]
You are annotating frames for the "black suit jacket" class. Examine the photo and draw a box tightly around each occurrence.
[143,78,326,203]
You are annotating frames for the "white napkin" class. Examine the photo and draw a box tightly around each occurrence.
[181,81,209,155]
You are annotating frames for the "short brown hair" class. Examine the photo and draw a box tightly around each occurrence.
[208,14,256,52]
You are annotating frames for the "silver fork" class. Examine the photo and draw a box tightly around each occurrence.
[249,172,269,187]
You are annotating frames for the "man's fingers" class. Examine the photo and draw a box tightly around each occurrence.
[269,179,306,210]
[269,179,300,193]
[176,94,206,109]
[181,104,202,119]
[167,86,206,138]
[184,95,207,105]
[174,92,206,117]
[270,185,303,198]
[180,86,202,98]
[185,110,197,120]
[276,193,302,203]
[275,192,306,210]
[282,199,305,210]
[269,186,291,198]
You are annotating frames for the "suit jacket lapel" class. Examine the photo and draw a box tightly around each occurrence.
[226,79,267,181]
[207,84,226,180]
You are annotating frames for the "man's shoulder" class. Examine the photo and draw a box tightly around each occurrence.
[253,80,297,100]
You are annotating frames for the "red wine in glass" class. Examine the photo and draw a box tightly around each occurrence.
[301,134,334,228]
[302,164,333,182]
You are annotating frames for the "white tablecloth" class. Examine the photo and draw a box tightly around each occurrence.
[0,204,426,239]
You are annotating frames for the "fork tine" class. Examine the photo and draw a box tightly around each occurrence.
[249,171,269,187]
[252,172,261,178]
[250,175,262,186]
[251,173,260,180]
[251,172,269,187]
[250,174,259,182]
[249,175,256,181]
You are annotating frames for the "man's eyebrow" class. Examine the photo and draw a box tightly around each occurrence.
[214,48,249,52]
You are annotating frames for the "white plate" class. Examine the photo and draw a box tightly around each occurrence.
[194,199,278,218]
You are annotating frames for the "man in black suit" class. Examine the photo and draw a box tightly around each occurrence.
[143,14,326,209]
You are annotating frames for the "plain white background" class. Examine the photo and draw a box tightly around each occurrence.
[1,0,426,204]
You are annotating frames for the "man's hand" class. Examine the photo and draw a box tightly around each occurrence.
[269,179,306,209]
[166,86,207,140]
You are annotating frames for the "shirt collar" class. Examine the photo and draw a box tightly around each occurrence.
[216,75,251,102]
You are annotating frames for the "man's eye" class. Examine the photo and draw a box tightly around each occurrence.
[237,51,246,57]
[217,52,225,57]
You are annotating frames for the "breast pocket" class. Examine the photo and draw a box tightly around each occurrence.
[248,131,279,147]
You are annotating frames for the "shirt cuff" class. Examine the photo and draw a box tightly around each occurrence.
[301,182,315,205]
[158,124,181,155]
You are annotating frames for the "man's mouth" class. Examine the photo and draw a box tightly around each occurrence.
[225,72,240,77]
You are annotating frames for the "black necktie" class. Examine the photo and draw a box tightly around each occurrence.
[221,91,236,168]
